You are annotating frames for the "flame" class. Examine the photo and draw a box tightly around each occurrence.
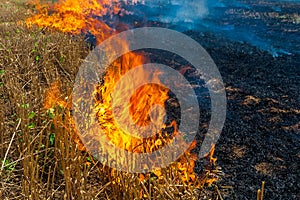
[93,54,174,153]
[28,0,218,187]
[44,81,86,151]
[44,80,70,110]
[208,144,217,166]
[26,0,120,43]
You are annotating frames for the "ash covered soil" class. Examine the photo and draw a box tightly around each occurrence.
[185,31,300,199]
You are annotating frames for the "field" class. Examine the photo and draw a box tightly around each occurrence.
[0,0,299,199]
[0,1,221,199]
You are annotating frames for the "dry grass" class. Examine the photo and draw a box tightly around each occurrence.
[0,0,33,23]
[0,21,89,199]
[0,1,220,199]
[257,181,265,200]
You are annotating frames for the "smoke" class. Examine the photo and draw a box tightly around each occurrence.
[123,0,213,23]
[120,0,298,56]
[162,0,210,23]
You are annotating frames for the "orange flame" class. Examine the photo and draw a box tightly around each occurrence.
[44,80,70,110]
[28,0,217,187]
[44,81,86,151]
[26,0,121,43]
[93,54,174,153]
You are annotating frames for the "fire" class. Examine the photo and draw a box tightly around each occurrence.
[44,80,70,110]
[93,54,174,153]
[44,81,86,151]
[26,0,120,43]
[28,0,217,187]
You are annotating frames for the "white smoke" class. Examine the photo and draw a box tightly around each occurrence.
[122,0,210,23]
[171,0,209,22]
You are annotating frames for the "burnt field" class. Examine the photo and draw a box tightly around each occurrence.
[0,1,299,199]
[190,31,300,199]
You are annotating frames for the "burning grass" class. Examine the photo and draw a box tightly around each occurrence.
[0,1,222,199]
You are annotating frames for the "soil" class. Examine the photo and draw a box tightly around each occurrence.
[185,31,300,200]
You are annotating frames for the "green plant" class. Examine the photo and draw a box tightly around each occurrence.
[1,159,16,172]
